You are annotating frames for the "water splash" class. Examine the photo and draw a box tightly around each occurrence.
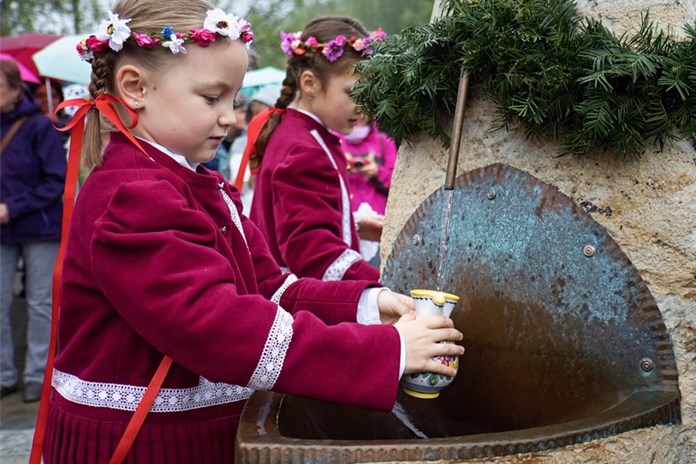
[436,189,455,291]
[391,401,428,439]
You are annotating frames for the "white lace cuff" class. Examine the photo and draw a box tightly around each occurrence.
[247,307,293,390]
[322,249,363,281]
[271,274,298,304]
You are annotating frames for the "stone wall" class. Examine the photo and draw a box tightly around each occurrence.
[381,1,696,462]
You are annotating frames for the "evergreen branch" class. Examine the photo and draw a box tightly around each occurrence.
[352,0,696,159]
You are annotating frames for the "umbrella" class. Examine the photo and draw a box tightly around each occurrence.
[32,35,91,84]
[0,52,40,83]
[0,32,61,76]
[242,66,285,95]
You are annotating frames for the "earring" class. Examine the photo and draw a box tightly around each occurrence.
[134,101,139,110]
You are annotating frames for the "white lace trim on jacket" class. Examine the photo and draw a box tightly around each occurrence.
[52,370,253,412]
[271,274,297,304]
[247,306,294,390]
[322,248,363,281]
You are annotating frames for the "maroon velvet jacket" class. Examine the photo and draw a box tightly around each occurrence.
[45,132,399,463]
[250,109,380,281]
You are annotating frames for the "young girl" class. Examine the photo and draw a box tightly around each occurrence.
[248,17,386,281]
[39,1,464,462]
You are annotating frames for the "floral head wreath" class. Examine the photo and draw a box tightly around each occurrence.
[280,28,386,63]
[76,9,253,62]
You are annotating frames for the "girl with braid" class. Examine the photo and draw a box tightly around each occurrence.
[248,17,387,282]
[39,1,464,462]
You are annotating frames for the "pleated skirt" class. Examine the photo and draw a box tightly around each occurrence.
[43,396,243,463]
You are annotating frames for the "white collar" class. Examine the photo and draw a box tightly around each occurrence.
[137,137,200,172]
[293,107,325,128]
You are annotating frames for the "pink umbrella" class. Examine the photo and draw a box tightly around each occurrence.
[0,52,40,83]
[0,32,61,76]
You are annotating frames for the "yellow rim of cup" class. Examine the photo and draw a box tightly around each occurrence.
[402,387,440,399]
[410,289,459,306]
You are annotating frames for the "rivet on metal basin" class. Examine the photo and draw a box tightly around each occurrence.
[412,234,422,245]
[641,358,655,372]
[583,244,596,257]
[486,189,497,200]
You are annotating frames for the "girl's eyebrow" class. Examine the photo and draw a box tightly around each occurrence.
[199,80,235,92]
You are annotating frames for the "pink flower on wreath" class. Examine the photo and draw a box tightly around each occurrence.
[76,39,93,61]
[305,36,319,49]
[132,32,160,48]
[292,41,306,55]
[86,35,110,53]
[238,19,254,44]
[323,34,346,62]
[190,28,217,47]
[352,38,366,52]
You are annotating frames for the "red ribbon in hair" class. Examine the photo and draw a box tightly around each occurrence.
[30,93,151,464]
[233,106,285,191]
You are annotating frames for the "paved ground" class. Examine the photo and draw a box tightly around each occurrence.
[0,286,40,463]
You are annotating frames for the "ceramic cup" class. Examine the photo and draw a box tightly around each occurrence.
[400,289,460,399]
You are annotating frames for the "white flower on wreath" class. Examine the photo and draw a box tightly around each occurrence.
[204,8,240,40]
[163,32,187,54]
[96,11,132,52]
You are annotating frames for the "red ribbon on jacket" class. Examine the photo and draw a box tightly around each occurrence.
[29,93,151,464]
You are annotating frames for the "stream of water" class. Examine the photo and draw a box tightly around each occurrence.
[436,189,455,291]
[391,400,428,438]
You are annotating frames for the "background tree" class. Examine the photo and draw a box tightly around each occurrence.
[2,0,434,70]
[0,0,104,35]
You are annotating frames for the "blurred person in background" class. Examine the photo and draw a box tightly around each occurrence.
[0,58,67,402]
[32,79,71,132]
[336,114,398,267]
[231,85,281,215]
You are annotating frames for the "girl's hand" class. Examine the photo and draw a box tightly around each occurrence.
[395,313,465,376]
[356,214,383,241]
[358,153,378,179]
[377,290,414,324]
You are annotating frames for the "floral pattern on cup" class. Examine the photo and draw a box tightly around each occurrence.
[401,289,460,399]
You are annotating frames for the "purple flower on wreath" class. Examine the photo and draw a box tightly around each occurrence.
[132,32,160,48]
[323,34,346,62]
[190,28,217,47]
[280,31,300,56]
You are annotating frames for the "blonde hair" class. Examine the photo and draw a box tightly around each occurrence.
[82,0,214,169]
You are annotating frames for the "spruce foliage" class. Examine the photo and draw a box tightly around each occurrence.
[352,0,696,158]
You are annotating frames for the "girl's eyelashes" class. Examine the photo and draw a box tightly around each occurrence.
[204,95,220,104]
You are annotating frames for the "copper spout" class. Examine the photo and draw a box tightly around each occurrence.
[445,71,469,190]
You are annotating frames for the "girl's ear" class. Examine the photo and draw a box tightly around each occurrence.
[115,64,146,110]
[299,69,319,99]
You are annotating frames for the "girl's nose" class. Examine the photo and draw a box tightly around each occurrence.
[219,104,237,128]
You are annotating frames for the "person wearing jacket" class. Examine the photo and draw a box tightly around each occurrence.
[0,58,67,402]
